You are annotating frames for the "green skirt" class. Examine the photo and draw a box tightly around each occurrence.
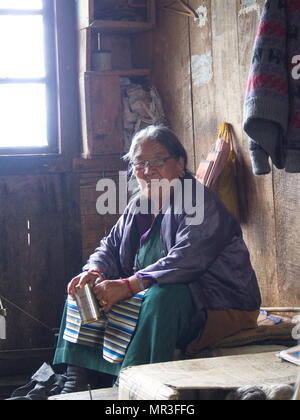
[53,283,198,376]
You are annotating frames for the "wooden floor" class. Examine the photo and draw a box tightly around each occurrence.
[49,387,118,401]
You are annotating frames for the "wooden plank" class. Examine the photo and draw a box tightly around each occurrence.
[79,171,122,187]
[0,155,71,176]
[80,170,121,261]
[55,0,81,157]
[49,387,119,400]
[80,73,124,157]
[90,21,154,34]
[77,0,93,29]
[119,352,299,399]
[235,0,279,306]
[100,34,133,70]
[130,30,153,70]
[81,214,119,242]
[273,169,300,305]
[211,0,243,127]
[261,307,300,313]
[73,156,126,173]
[80,171,123,205]
[79,28,92,73]
[80,173,121,215]
[80,185,101,216]
[0,375,29,387]
[61,173,83,283]
[0,348,54,361]
[85,69,150,77]
[77,0,155,32]
[188,0,216,173]
[0,175,73,351]
[149,6,195,171]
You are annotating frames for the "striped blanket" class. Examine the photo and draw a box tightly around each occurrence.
[63,291,146,364]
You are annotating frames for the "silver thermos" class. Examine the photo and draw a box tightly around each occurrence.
[0,297,7,340]
[74,284,104,325]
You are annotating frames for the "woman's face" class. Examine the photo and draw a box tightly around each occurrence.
[133,138,185,203]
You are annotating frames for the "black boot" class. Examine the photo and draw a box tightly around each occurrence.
[60,365,88,394]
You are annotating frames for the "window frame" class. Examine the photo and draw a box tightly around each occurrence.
[0,0,59,156]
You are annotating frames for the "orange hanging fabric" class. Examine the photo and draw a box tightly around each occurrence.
[196,122,240,219]
[211,123,240,219]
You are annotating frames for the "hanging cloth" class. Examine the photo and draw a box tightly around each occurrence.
[243,0,300,174]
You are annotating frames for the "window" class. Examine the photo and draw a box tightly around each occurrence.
[0,0,58,154]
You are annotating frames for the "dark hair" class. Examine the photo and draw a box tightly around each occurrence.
[123,125,188,171]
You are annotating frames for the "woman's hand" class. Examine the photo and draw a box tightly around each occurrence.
[93,279,135,312]
[67,271,104,299]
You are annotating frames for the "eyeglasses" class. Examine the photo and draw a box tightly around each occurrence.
[132,156,174,170]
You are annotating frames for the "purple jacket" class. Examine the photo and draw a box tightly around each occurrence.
[84,176,261,326]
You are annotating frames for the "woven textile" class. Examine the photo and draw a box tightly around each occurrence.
[244,0,300,174]
[63,291,146,364]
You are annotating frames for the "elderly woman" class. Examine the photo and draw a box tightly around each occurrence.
[53,125,261,393]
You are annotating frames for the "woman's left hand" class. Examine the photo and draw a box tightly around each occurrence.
[93,279,132,312]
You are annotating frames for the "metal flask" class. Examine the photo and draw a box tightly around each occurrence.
[92,50,112,71]
[75,284,103,325]
[0,298,7,340]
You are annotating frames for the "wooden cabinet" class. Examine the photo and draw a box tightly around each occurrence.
[77,0,156,158]
[80,73,123,155]
[77,0,156,32]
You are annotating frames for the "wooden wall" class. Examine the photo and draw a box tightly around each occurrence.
[134,0,300,307]
[74,157,126,262]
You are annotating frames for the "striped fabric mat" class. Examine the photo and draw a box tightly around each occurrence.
[63,291,146,364]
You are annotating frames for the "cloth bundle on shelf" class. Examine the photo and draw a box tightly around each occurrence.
[121,78,167,153]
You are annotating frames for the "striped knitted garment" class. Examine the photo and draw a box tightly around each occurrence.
[244,0,300,174]
[286,0,300,171]
[63,292,146,364]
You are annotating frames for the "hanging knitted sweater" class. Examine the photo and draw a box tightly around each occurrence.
[243,0,300,174]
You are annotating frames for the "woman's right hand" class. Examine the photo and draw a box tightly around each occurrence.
[67,271,100,299]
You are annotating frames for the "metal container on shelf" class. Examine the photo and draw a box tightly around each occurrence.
[92,33,112,71]
[92,50,112,71]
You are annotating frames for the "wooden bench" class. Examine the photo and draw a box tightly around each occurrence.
[49,351,299,400]
[118,351,299,400]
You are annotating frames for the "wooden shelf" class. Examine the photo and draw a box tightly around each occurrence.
[85,68,150,77]
[73,155,127,172]
[89,19,154,34]
[77,0,156,158]
[77,0,156,32]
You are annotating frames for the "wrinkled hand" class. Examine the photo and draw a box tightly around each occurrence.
[67,271,104,299]
[93,279,132,312]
